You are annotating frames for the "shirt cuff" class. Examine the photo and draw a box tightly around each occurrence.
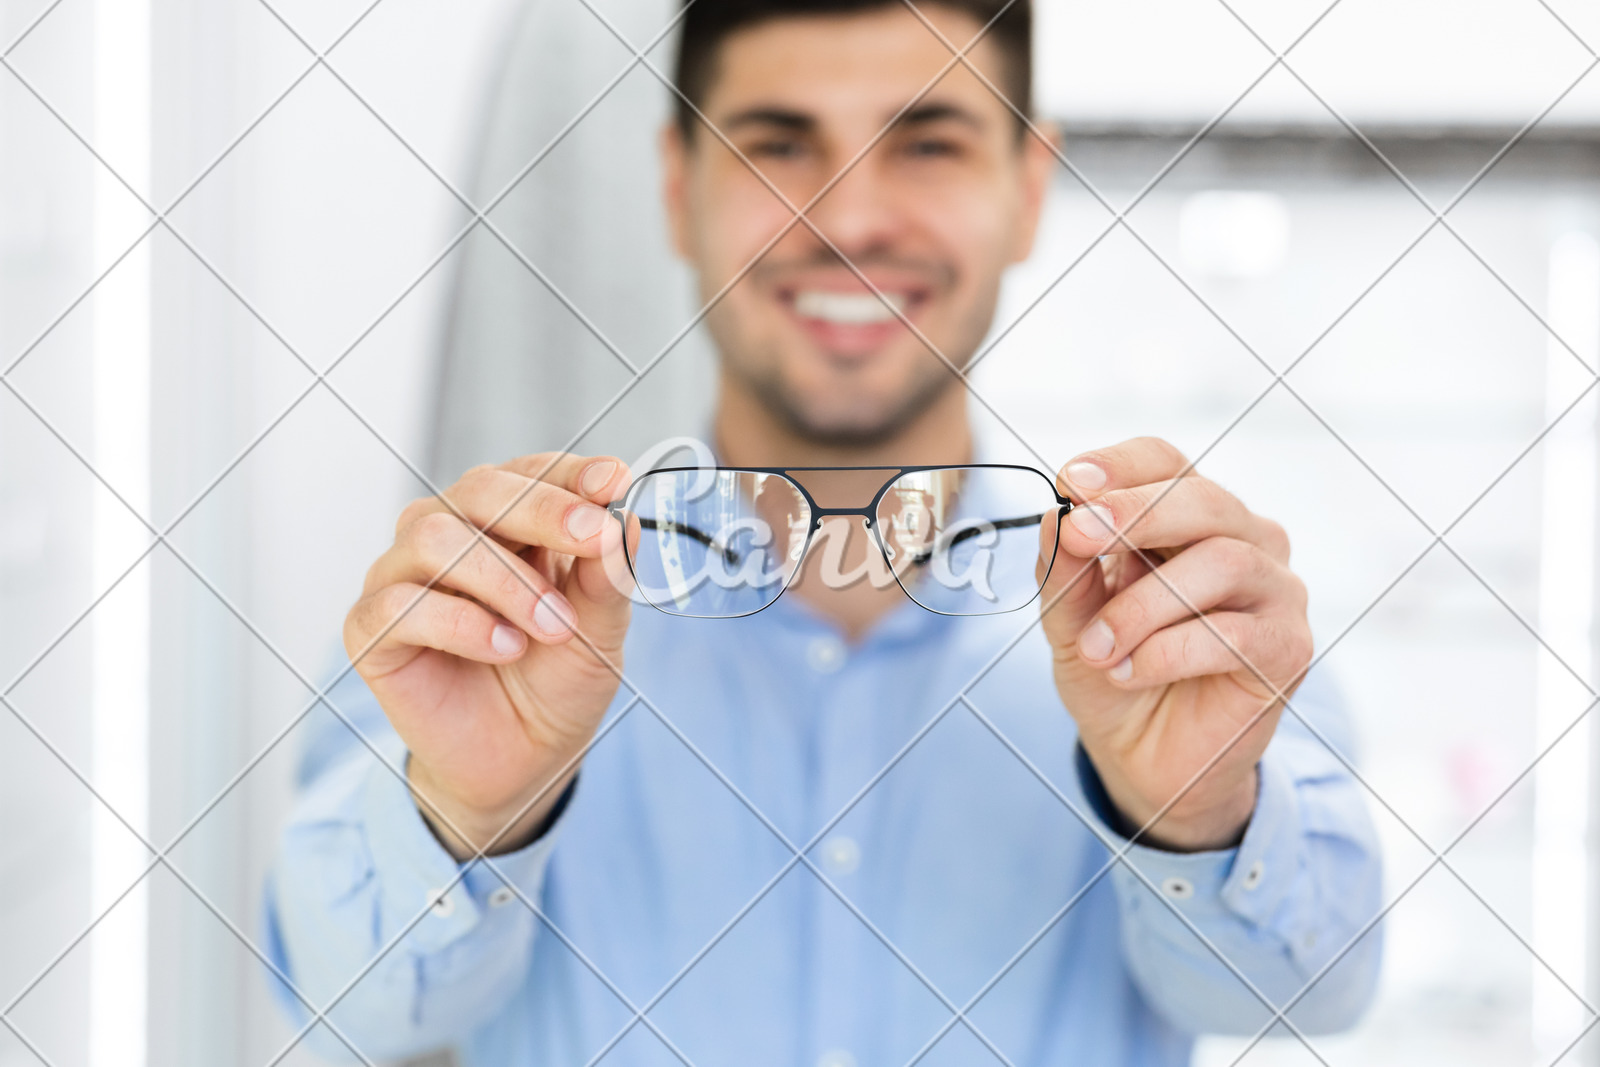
[1076,742,1307,941]
[360,736,568,955]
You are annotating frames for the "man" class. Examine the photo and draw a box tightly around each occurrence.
[265,1,1383,1063]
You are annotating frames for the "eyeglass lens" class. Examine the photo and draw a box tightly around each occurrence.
[620,467,1061,618]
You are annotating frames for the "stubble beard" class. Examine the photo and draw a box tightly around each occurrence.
[731,352,963,450]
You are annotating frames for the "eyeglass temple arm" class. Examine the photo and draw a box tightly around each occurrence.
[624,506,1070,567]
[629,516,742,566]
[903,508,1067,564]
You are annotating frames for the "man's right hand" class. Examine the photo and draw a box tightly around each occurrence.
[344,452,633,861]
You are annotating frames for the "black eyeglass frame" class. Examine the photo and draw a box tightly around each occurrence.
[607,463,1075,619]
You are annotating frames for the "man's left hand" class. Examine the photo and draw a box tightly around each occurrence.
[1037,437,1313,852]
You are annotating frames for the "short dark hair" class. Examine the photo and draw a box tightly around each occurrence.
[671,0,1033,142]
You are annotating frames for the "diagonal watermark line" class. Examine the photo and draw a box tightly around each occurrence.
[521,7,1338,1057]
[1,0,67,57]
[0,334,707,1062]
[987,69,1600,1017]
[0,690,382,1067]
[475,853,708,1067]
[1216,694,1600,1065]
[4,24,1062,1060]
[913,0,1600,394]
[569,568,1110,1066]
[6,26,1033,1059]
[1554,1011,1600,1065]
[0,0,397,380]
[0,1014,56,1067]
[554,418,1387,1067]
[1533,0,1598,57]
[0,0,674,386]
[629,692,1022,1066]
[574,0,1075,481]
[927,267,1600,1067]
[1222,688,1600,1066]
[256,666,668,1064]
[0,0,716,702]
[974,684,1600,1067]
[250,0,694,378]
[949,0,1354,377]
[3,40,633,429]
[12,0,1587,1062]
[906,0,1600,781]
[1207,0,1600,376]
[0,200,475,704]
[907,0,1600,798]
[1,342,675,1061]
[956,693,1338,1064]
[832,35,1600,1036]
[253,510,1094,1064]
[0,0,699,701]
[4,0,1009,716]
[0,4,1114,1061]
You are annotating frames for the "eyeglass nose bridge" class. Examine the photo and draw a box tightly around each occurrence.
[807,505,880,520]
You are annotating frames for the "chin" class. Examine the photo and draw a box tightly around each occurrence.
[768,381,951,450]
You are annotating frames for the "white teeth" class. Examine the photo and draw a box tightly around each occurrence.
[793,290,906,326]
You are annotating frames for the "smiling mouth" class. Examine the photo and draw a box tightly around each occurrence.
[791,289,910,326]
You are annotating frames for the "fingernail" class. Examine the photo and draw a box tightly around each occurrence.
[566,505,607,541]
[1065,460,1106,491]
[1069,503,1114,539]
[491,622,525,656]
[1080,619,1115,661]
[533,593,574,635]
[581,460,617,497]
[1109,656,1132,682]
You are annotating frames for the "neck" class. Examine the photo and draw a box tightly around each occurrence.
[711,374,974,641]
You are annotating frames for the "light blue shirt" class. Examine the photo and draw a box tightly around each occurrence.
[264,590,1383,1066]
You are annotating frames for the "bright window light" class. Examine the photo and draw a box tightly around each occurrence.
[89,0,151,1065]
[1532,229,1600,1055]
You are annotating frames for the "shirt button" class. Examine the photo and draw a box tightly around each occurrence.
[427,887,457,918]
[488,886,516,908]
[806,635,846,674]
[817,1051,857,1067]
[820,836,861,876]
[1241,859,1265,890]
[1160,876,1195,901]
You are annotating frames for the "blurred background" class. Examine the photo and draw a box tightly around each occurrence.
[4,0,1600,1064]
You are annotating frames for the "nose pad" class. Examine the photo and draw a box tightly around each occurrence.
[874,515,898,561]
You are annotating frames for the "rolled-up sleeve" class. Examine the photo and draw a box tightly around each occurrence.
[1074,672,1384,1037]
[261,672,564,1062]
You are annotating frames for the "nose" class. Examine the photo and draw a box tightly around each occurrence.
[802,153,902,261]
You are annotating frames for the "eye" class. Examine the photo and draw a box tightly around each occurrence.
[903,138,961,159]
[746,138,809,160]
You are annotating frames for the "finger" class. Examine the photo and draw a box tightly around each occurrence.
[1036,530,1111,667]
[346,582,530,676]
[394,454,630,536]
[1075,538,1301,668]
[561,518,638,661]
[500,453,631,503]
[1101,611,1313,695]
[1057,437,1192,500]
[1058,473,1276,561]
[369,512,578,643]
[402,468,618,558]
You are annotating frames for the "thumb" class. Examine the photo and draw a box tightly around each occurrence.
[563,515,634,658]
[1037,518,1112,687]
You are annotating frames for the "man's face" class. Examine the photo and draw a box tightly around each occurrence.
[663,4,1053,447]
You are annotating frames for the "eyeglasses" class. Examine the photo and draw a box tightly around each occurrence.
[608,465,1074,619]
